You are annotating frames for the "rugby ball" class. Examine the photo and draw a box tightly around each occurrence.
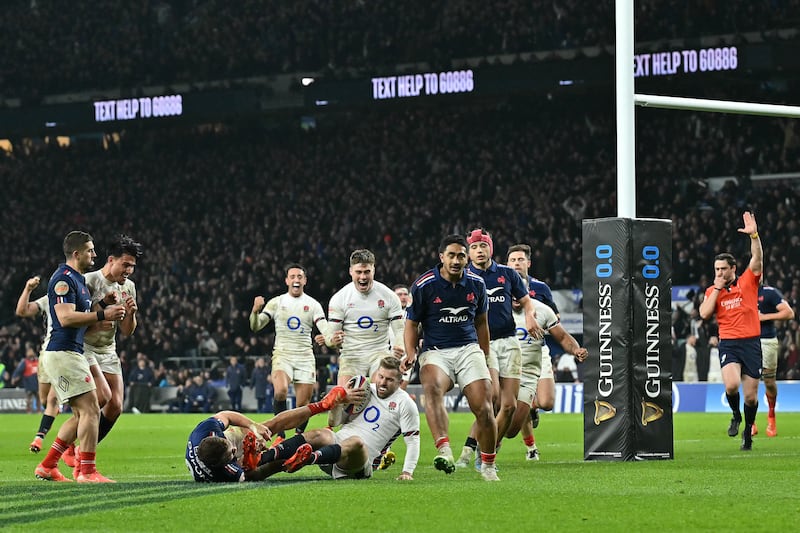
[344,375,371,415]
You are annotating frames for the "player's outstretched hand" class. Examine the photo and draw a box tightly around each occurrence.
[738,211,757,236]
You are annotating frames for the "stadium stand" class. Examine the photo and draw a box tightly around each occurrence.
[1,1,799,99]
[1,2,799,396]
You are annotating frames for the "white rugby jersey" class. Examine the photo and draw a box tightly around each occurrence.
[327,281,404,358]
[83,270,137,354]
[254,293,329,356]
[34,295,53,351]
[513,298,559,368]
[337,383,420,473]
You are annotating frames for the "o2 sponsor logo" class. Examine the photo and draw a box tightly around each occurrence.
[357,316,378,331]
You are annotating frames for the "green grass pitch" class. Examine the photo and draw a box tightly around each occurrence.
[2,411,799,532]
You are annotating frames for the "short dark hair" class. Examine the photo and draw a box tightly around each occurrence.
[350,249,375,266]
[714,253,736,267]
[197,436,231,468]
[507,244,531,259]
[63,231,93,257]
[392,284,409,292]
[379,356,402,374]
[107,234,143,259]
[439,234,468,254]
[285,263,306,275]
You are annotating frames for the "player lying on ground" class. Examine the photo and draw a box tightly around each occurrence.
[258,356,421,481]
[186,385,364,482]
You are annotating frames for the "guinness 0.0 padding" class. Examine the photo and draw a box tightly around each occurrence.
[582,218,673,461]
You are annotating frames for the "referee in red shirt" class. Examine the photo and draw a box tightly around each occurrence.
[699,211,762,451]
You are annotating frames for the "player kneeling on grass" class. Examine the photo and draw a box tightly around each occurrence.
[272,356,420,481]
[186,385,363,482]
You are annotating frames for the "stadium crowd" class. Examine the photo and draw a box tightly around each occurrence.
[1,0,799,99]
[2,90,800,398]
[2,1,800,404]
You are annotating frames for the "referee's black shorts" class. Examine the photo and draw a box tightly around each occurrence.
[718,337,762,379]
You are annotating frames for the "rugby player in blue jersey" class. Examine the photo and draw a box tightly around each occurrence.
[186,385,360,482]
[401,234,499,480]
[455,229,544,469]
[34,231,126,483]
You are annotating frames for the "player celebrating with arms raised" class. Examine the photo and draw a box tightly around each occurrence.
[15,275,60,453]
[251,263,333,438]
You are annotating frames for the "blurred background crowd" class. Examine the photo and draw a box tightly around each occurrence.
[1,0,799,411]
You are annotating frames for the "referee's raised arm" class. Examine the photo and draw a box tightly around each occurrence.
[739,211,762,276]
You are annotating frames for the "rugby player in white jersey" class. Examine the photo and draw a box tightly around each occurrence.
[15,276,60,453]
[324,249,404,388]
[82,234,142,470]
[506,243,562,459]
[250,263,334,438]
[277,356,420,480]
[508,298,587,459]
[393,284,415,390]
[186,385,365,482]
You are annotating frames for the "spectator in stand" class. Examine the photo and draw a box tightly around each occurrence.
[12,347,40,413]
[682,335,699,382]
[198,330,219,365]
[0,361,8,389]
[250,357,271,413]
[0,2,796,99]
[183,374,218,413]
[225,355,247,412]
[127,355,155,414]
[784,342,799,379]
[167,377,191,413]
[555,353,580,383]
[3,80,800,386]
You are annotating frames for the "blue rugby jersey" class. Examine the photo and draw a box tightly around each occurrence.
[528,275,560,315]
[46,263,92,353]
[186,417,244,482]
[407,264,488,351]
[758,286,784,339]
[467,261,528,339]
